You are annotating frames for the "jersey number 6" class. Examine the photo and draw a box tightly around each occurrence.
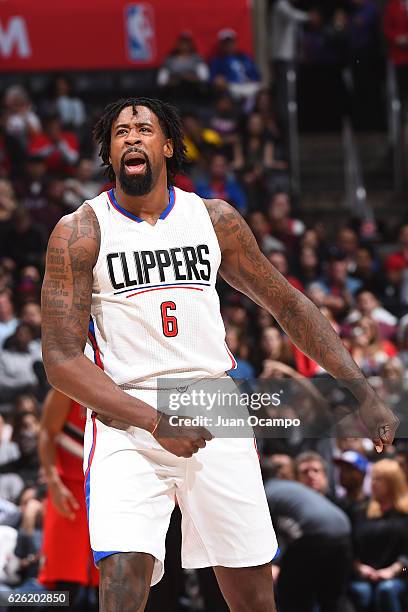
[161,301,178,337]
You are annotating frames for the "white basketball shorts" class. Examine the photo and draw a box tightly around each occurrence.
[83,387,277,586]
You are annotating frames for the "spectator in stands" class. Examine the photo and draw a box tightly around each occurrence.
[0,179,17,233]
[324,247,362,296]
[233,112,288,204]
[13,394,40,419]
[350,459,408,612]
[266,478,352,612]
[262,453,295,481]
[40,75,86,131]
[0,411,41,489]
[255,306,275,331]
[397,324,408,370]
[234,112,287,173]
[195,152,247,212]
[247,211,285,254]
[16,267,42,311]
[63,158,101,210]
[0,257,16,291]
[182,113,222,165]
[0,423,24,503]
[0,110,12,178]
[270,0,315,139]
[157,31,209,94]
[319,249,362,318]
[353,245,387,298]
[347,0,381,129]
[300,225,328,260]
[295,451,331,497]
[344,290,397,341]
[225,325,254,379]
[210,29,261,102]
[0,324,41,403]
[3,208,46,270]
[383,0,408,112]
[356,290,397,329]
[348,316,397,377]
[260,326,293,366]
[28,115,79,176]
[396,449,408,482]
[377,357,408,437]
[0,496,20,529]
[13,153,48,217]
[334,451,370,525]
[0,289,18,348]
[253,89,282,144]
[385,224,408,282]
[221,294,249,332]
[19,302,41,345]
[268,249,304,291]
[267,190,305,250]
[0,413,13,444]
[30,178,68,236]
[296,245,322,289]
[13,488,45,595]
[209,94,242,163]
[336,227,359,274]
[3,86,41,152]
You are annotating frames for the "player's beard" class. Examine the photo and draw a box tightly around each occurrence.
[118,156,154,196]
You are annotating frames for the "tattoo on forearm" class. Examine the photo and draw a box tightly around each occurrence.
[41,204,100,370]
[205,199,371,393]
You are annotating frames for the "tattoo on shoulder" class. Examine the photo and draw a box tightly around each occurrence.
[203,198,243,238]
[41,204,101,369]
[203,198,261,264]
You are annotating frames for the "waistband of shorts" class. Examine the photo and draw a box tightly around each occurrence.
[118,371,229,392]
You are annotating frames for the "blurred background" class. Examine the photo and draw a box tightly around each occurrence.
[1,0,408,610]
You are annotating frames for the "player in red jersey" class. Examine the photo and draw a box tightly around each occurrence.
[38,389,98,608]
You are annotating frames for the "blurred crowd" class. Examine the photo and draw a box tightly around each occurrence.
[1,0,408,610]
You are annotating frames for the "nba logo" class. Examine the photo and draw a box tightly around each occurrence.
[125,4,156,62]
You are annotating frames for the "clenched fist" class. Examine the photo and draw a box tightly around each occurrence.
[152,412,213,458]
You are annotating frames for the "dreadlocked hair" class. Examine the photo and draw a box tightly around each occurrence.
[93,97,186,186]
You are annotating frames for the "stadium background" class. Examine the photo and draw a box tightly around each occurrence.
[1,0,408,610]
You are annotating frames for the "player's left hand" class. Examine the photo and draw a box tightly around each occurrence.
[358,396,400,453]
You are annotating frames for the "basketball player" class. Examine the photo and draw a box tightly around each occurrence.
[38,389,99,608]
[41,97,398,612]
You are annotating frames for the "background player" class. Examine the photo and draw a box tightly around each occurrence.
[38,389,99,610]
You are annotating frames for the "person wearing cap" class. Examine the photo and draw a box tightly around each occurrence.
[334,450,370,525]
[210,29,261,101]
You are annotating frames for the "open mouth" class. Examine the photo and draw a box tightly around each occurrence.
[123,152,147,175]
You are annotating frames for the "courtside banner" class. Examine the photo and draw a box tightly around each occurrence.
[0,0,253,71]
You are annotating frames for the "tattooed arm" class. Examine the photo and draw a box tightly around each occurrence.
[204,198,399,450]
[41,204,212,457]
[41,204,157,432]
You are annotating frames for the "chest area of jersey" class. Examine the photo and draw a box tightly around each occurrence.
[98,223,219,294]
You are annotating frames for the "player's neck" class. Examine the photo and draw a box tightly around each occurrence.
[114,179,171,223]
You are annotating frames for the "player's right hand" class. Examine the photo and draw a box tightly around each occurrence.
[49,480,80,520]
[152,412,213,458]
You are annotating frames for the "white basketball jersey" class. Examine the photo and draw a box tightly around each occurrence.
[85,186,236,386]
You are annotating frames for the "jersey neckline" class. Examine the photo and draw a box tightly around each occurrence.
[107,186,175,224]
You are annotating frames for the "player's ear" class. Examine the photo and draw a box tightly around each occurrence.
[164,139,173,158]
